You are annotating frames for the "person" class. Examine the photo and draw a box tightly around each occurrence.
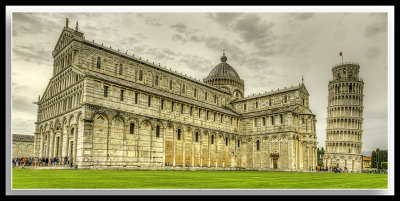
[70,157,73,168]
[64,156,68,166]
[45,157,49,166]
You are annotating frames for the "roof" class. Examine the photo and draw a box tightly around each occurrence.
[363,156,372,161]
[12,134,34,142]
[232,84,305,103]
[205,53,241,80]
[85,71,241,117]
[82,40,230,95]
[241,105,299,118]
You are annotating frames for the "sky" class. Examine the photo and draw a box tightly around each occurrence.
[10,7,391,155]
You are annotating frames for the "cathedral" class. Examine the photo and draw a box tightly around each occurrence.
[33,19,318,171]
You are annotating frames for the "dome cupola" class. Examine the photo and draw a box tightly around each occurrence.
[203,51,244,99]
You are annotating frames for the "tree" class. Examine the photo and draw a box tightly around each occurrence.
[317,147,325,167]
[371,148,388,170]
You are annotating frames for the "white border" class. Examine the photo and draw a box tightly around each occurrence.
[5,5,394,196]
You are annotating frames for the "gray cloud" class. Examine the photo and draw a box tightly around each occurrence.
[170,23,187,33]
[208,13,244,27]
[171,34,187,44]
[290,13,315,21]
[365,46,381,60]
[364,21,387,37]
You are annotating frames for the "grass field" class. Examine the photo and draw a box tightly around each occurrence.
[12,168,388,189]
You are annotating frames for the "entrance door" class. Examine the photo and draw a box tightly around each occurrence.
[273,159,278,169]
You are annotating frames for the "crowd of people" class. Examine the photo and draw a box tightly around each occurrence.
[12,156,74,168]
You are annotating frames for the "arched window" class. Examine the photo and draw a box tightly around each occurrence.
[129,123,135,134]
[96,56,101,68]
[211,135,214,144]
[139,70,143,81]
[256,140,260,150]
[156,125,160,137]
[226,137,228,146]
[119,64,123,75]
[155,75,159,86]
[238,139,240,147]
[177,129,181,140]
[71,128,74,136]
[195,132,199,142]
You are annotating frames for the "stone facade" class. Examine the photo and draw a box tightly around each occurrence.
[33,20,317,171]
[12,134,35,158]
[324,62,364,171]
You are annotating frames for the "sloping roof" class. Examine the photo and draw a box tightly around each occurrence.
[82,40,230,95]
[12,134,34,142]
[232,84,305,103]
[241,105,299,118]
[363,156,372,161]
[85,71,241,117]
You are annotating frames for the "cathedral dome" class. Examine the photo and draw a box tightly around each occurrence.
[206,53,241,80]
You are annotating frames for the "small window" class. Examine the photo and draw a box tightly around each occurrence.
[171,102,174,112]
[103,86,108,97]
[194,88,197,97]
[155,75,159,86]
[195,132,199,142]
[226,137,228,146]
[302,118,305,124]
[255,101,258,108]
[238,139,240,147]
[244,103,247,111]
[190,107,193,116]
[205,92,208,100]
[254,118,258,127]
[206,111,209,120]
[129,123,135,134]
[271,116,275,125]
[198,109,201,118]
[256,140,260,150]
[96,56,101,68]
[263,117,266,126]
[181,104,184,114]
[134,93,138,104]
[211,135,214,144]
[120,90,124,101]
[139,70,143,81]
[156,126,160,137]
[182,84,185,93]
[284,95,287,103]
[177,129,181,140]
[119,64,123,75]
[148,96,151,107]
[169,80,173,90]
[269,99,272,106]
[161,99,164,110]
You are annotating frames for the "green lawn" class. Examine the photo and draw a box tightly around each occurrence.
[12,168,388,189]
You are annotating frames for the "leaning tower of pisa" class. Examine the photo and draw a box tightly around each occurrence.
[324,62,364,172]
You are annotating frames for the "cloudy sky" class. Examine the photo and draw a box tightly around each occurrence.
[9,7,391,154]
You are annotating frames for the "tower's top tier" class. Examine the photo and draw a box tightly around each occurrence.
[331,62,362,82]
